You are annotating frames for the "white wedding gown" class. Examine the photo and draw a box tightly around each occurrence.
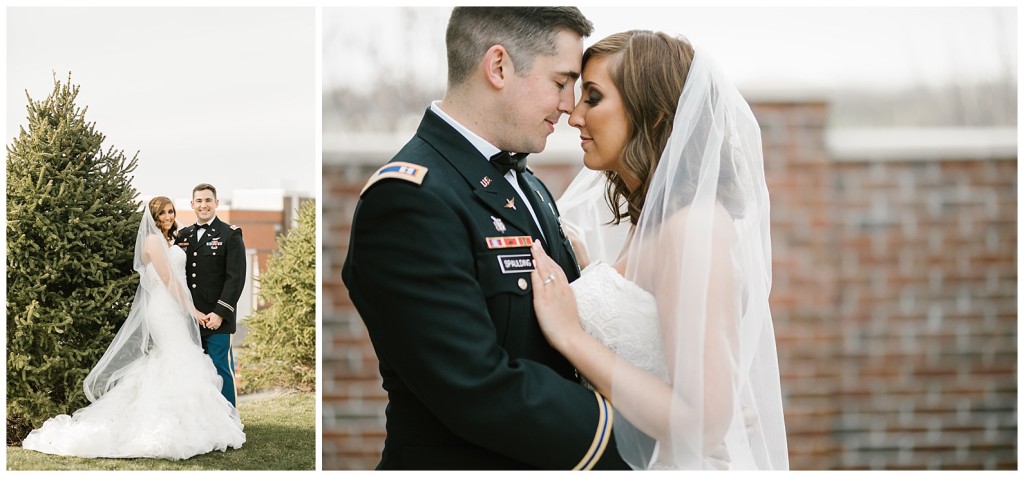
[572,262,667,384]
[22,245,245,460]
[572,261,728,470]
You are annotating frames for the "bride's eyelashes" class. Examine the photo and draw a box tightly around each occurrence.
[584,90,603,106]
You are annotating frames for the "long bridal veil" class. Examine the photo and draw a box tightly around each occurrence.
[559,48,788,469]
[83,210,202,402]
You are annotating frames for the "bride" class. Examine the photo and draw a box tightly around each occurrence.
[530,31,788,469]
[22,196,245,460]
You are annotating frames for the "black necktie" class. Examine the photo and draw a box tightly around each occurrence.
[490,151,529,175]
[198,223,210,230]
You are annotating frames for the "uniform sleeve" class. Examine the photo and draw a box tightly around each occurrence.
[214,227,246,320]
[344,180,618,469]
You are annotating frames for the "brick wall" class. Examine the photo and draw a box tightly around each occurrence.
[321,101,1017,470]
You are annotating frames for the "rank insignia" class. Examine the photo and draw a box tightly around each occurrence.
[480,176,492,188]
[485,236,534,249]
[361,161,428,195]
[491,216,506,234]
[505,197,516,210]
[536,190,545,202]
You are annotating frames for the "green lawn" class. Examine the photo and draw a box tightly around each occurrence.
[6,391,315,470]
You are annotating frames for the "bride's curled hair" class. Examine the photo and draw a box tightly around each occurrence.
[583,30,694,225]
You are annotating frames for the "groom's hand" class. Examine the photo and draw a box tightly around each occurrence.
[206,312,223,331]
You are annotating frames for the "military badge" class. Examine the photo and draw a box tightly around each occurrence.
[480,176,492,188]
[491,216,506,234]
[485,236,533,249]
[505,197,516,210]
[361,161,428,196]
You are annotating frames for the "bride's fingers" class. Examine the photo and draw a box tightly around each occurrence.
[532,248,567,297]
[531,241,561,278]
[530,267,545,295]
[530,244,545,293]
[530,240,550,259]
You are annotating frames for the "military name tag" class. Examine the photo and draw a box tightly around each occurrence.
[497,254,534,274]
[486,236,533,249]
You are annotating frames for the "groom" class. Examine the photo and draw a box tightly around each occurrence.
[343,7,628,470]
[176,183,247,407]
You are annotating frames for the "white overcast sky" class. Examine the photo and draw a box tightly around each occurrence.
[6,7,316,202]
[4,5,1017,202]
[324,6,1016,94]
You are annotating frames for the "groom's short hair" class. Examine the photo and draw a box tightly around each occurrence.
[193,183,218,199]
[445,7,593,88]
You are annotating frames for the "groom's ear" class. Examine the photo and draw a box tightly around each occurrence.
[483,45,511,90]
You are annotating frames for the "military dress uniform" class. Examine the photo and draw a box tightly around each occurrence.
[342,109,629,470]
[176,216,246,406]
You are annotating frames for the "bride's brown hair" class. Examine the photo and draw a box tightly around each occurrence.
[583,30,694,225]
[148,196,178,241]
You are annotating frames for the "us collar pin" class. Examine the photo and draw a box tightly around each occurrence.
[480,176,492,188]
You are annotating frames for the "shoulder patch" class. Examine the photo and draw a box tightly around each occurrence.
[361,162,428,196]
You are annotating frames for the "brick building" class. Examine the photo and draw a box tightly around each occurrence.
[321,96,1016,470]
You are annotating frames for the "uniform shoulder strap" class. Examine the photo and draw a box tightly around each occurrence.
[360,162,428,196]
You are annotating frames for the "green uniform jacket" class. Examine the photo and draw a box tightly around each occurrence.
[342,109,629,470]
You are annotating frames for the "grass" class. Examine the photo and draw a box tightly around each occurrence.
[6,391,315,470]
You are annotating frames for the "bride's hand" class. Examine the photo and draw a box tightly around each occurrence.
[191,309,208,326]
[530,242,583,352]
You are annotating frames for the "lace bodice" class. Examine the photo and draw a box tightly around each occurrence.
[167,243,186,268]
[141,243,186,290]
[571,262,667,383]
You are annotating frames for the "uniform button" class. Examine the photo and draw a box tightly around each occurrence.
[193,252,198,256]
[191,273,196,277]
[517,278,528,290]
[192,263,196,267]
[191,284,196,288]
[212,252,216,255]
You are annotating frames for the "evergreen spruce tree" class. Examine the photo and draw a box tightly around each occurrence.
[6,75,141,443]
[241,200,316,393]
